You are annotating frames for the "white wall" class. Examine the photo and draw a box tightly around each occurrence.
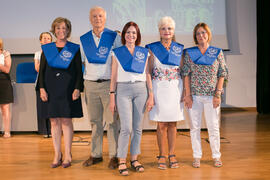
[223,0,256,107]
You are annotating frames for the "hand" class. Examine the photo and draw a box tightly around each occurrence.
[184,95,193,109]
[109,94,117,114]
[213,96,221,108]
[72,89,80,101]
[40,88,48,102]
[146,95,154,112]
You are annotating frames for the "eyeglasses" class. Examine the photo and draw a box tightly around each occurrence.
[196,31,207,36]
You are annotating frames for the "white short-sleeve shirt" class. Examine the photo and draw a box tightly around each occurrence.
[81,30,122,81]
[112,51,149,82]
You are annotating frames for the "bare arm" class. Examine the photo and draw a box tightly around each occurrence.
[34,59,40,72]
[0,51,12,73]
[145,52,154,112]
[109,56,118,114]
[183,75,193,109]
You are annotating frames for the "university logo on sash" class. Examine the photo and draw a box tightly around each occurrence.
[185,46,221,65]
[113,46,148,74]
[42,42,79,69]
[80,28,117,64]
[146,41,184,66]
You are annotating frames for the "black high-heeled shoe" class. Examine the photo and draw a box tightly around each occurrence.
[62,161,71,168]
[62,153,72,168]
[51,154,62,168]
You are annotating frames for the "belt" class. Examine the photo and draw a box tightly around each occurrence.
[90,79,110,83]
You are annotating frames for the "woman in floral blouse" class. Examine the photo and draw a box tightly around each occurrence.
[182,22,228,168]
[146,16,185,170]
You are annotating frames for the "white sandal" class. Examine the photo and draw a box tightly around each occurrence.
[3,132,11,138]
[214,158,222,167]
[192,158,200,168]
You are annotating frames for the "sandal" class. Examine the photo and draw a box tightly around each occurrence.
[168,155,179,169]
[192,158,200,168]
[3,132,11,138]
[118,163,129,176]
[214,158,222,167]
[130,160,144,172]
[156,156,167,170]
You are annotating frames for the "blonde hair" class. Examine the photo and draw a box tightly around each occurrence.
[0,38,3,51]
[90,6,107,19]
[158,16,175,30]
[158,16,176,41]
[50,17,72,38]
[193,22,212,45]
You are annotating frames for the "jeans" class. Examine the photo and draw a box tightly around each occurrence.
[116,81,147,158]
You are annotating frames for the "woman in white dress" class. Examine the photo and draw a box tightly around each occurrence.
[146,16,184,170]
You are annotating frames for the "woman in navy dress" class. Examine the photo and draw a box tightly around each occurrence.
[37,17,83,168]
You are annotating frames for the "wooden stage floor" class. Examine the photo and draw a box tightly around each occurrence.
[1,110,270,180]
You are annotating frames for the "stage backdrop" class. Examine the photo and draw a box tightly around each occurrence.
[1,0,228,54]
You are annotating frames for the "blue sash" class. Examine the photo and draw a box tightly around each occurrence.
[80,28,117,64]
[185,46,221,65]
[113,46,148,74]
[145,41,184,66]
[42,42,79,69]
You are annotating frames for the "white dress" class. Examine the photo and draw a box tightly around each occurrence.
[149,54,184,122]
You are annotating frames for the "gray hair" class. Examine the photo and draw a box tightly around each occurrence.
[158,16,175,30]
[90,6,107,19]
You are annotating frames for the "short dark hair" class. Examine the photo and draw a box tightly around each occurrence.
[121,21,141,46]
[50,17,72,38]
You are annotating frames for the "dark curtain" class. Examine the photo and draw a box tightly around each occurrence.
[257,0,270,114]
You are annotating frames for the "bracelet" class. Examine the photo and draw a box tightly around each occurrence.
[214,94,221,98]
[216,89,224,94]
[109,91,115,94]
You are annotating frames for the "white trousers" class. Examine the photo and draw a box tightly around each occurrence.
[188,96,221,159]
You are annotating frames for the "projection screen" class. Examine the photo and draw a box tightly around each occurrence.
[0,0,228,54]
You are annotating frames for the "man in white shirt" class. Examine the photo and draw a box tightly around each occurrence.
[80,6,121,169]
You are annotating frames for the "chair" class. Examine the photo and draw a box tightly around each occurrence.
[16,62,37,83]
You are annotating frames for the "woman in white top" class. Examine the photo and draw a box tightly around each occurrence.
[34,32,52,137]
[146,16,185,169]
[109,21,154,176]
[0,38,13,138]
[34,32,52,72]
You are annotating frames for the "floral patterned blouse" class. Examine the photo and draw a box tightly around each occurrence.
[181,50,228,96]
[152,67,180,81]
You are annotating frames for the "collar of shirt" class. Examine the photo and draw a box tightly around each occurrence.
[91,30,104,46]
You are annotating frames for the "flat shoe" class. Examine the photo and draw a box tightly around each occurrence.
[168,154,179,169]
[192,158,200,168]
[130,160,144,172]
[214,158,222,167]
[157,156,167,170]
[118,163,129,176]
[82,156,103,167]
